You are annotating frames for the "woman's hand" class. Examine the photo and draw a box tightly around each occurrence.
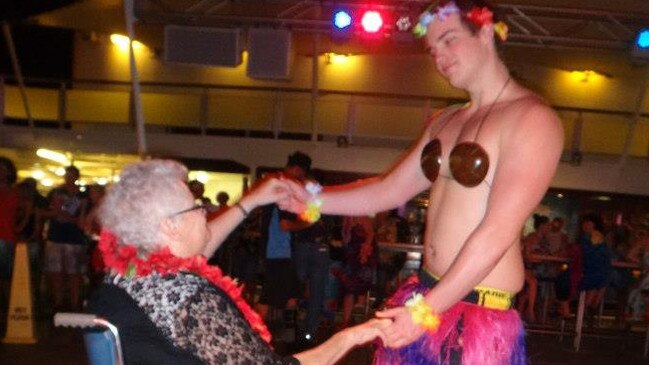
[244,177,291,209]
[375,306,426,348]
[340,318,391,346]
[276,178,309,214]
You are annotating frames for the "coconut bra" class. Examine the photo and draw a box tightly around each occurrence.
[420,77,511,188]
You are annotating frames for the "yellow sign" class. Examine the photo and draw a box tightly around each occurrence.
[3,243,36,344]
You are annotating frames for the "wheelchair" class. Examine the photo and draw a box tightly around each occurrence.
[54,312,124,365]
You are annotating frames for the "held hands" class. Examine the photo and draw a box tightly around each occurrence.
[375,306,427,348]
[243,176,310,213]
[244,177,291,209]
[340,318,392,346]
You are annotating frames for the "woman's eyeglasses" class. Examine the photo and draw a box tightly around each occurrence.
[171,204,207,217]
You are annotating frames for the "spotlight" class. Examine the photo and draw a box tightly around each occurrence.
[333,10,353,30]
[360,10,384,34]
[637,29,649,49]
[632,28,649,61]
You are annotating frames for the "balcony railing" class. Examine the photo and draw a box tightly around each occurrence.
[2,75,649,158]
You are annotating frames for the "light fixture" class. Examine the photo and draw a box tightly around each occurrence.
[193,171,210,184]
[333,10,353,30]
[361,10,384,34]
[570,70,596,83]
[632,28,649,62]
[326,53,349,65]
[110,33,144,52]
[36,148,71,165]
[41,178,54,187]
[31,170,45,180]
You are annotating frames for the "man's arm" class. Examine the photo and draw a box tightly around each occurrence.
[295,110,455,217]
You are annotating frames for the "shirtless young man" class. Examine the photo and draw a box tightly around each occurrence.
[286,1,563,363]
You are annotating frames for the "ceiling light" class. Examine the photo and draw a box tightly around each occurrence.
[326,53,349,65]
[110,33,144,52]
[36,148,71,165]
[31,170,45,180]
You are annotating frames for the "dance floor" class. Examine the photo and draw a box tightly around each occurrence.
[1,315,648,365]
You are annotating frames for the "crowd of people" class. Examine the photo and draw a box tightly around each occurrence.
[518,211,649,327]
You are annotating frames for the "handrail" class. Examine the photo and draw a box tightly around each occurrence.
[3,74,649,119]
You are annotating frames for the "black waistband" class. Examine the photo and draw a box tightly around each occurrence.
[417,270,514,310]
[418,270,481,304]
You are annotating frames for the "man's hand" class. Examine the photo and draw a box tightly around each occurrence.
[375,306,427,348]
[276,177,309,214]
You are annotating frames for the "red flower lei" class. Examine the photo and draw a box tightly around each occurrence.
[98,229,272,343]
[466,6,493,27]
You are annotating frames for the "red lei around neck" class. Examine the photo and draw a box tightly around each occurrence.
[98,229,272,343]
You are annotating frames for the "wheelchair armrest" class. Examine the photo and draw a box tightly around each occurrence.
[54,313,99,329]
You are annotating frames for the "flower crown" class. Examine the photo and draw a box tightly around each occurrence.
[413,1,508,42]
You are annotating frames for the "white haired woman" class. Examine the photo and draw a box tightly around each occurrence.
[87,159,388,365]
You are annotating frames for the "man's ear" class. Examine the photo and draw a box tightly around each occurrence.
[479,23,495,44]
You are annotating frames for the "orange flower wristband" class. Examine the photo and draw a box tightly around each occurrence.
[404,293,441,333]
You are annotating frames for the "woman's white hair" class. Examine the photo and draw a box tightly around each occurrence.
[98,159,191,253]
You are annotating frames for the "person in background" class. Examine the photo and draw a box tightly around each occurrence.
[0,157,19,314]
[16,179,47,308]
[83,184,107,291]
[578,213,612,320]
[546,217,569,256]
[605,220,635,326]
[87,159,390,365]
[335,215,377,329]
[43,165,88,311]
[255,151,313,326]
[517,214,550,323]
[374,209,408,308]
[188,179,205,203]
[207,190,235,270]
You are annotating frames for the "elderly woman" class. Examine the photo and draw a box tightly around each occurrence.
[86,159,387,365]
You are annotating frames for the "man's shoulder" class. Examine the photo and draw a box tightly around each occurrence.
[501,93,562,134]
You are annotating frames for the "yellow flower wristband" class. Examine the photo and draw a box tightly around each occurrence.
[404,293,440,333]
[299,182,322,223]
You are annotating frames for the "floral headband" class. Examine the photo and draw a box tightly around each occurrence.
[413,1,508,42]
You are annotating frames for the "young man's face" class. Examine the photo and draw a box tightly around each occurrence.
[425,13,485,88]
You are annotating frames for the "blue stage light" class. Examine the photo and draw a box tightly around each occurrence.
[333,10,352,30]
[637,29,649,49]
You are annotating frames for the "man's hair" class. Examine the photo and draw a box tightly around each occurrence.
[216,191,229,204]
[98,159,190,254]
[286,151,312,172]
[435,0,499,32]
[532,214,550,230]
[65,165,80,176]
[581,213,604,233]
[0,157,17,185]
